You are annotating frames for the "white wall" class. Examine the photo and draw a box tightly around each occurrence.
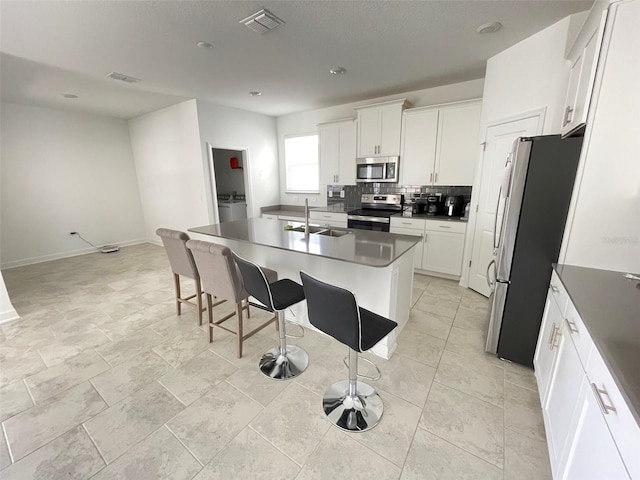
[0,102,146,268]
[196,100,279,220]
[128,99,207,241]
[479,16,572,132]
[276,79,485,206]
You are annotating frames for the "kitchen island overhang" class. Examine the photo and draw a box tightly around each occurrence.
[189,218,420,358]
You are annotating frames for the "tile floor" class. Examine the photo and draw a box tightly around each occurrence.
[0,244,551,479]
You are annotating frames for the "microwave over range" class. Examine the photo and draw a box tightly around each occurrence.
[355,156,399,183]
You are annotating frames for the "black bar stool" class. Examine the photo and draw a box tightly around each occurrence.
[233,253,309,380]
[300,271,397,432]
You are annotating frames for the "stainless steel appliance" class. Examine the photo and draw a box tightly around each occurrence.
[485,135,582,366]
[347,194,403,232]
[355,156,399,183]
[443,195,464,217]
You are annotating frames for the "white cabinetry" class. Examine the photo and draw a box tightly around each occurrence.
[561,7,607,136]
[309,211,347,228]
[534,271,639,479]
[422,221,466,276]
[318,119,356,185]
[356,99,408,157]
[390,218,466,276]
[400,101,481,186]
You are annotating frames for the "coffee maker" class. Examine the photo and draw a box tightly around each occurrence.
[443,195,464,217]
[425,195,441,216]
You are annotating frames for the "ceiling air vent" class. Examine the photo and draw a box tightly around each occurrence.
[106,72,141,83]
[240,9,285,34]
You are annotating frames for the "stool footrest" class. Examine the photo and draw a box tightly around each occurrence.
[343,355,381,381]
[284,322,305,339]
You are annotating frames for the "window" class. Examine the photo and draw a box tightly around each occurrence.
[284,133,319,193]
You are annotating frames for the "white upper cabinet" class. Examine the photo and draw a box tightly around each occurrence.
[356,99,408,157]
[561,7,607,136]
[400,100,481,186]
[318,119,356,185]
[435,102,482,185]
[400,109,438,185]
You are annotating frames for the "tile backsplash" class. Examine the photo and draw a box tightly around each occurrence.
[327,184,472,208]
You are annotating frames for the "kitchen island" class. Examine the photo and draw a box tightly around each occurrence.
[189,217,420,358]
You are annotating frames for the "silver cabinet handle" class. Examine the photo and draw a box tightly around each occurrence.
[429,173,433,183]
[435,172,438,183]
[439,225,451,229]
[591,383,616,414]
[549,324,561,350]
[565,318,579,334]
[563,105,574,127]
[547,323,557,346]
[550,284,559,293]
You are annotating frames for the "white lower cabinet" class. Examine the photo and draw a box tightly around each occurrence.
[561,377,630,480]
[390,218,466,276]
[535,273,637,479]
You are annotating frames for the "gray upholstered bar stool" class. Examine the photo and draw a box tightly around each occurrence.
[233,253,309,380]
[300,271,397,432]
[156,228,208,325]
[186,240,278,358]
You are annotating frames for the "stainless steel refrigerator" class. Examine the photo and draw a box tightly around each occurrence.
[485,135,583,367]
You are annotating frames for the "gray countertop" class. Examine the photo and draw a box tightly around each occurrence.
[554,264,640,425]
[400,213,468,223]
[189,218,421,267]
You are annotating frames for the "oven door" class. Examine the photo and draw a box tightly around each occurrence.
[347,215,390,232]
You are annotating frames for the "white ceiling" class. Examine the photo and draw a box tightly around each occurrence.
[0,0,592,119]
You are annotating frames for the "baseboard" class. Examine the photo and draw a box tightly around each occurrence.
[1,238,149,270]
[0,309,19,324]
[414,268,462,282]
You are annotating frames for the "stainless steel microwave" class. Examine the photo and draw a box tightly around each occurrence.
[355,156,399,183]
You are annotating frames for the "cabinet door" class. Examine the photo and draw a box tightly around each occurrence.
[390,226,424,270]
[422,232,464,275]
[543,321,584,471]
[570,26,602,131]
[337,121,356,185]
[378,103,403,156]
[400,110,438,185]
[357,108,380,157]
[561,54,584,136]
[534,291,564,402]
[561,377,630,480]
[434,103,481,185]
[319,123,339,185]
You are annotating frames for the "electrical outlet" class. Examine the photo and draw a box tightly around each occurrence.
[328,191,333,198]
[310,197,317,203]
[69,231,78,235]
[340,191,345,198]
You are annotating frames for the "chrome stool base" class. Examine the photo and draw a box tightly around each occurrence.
[259,345,309,380]
[322,380,384,432]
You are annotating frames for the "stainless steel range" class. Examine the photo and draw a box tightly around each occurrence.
[347,194,403,232]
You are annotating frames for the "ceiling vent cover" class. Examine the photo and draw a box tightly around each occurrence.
[106,72,141,83]
[240,9,285,34]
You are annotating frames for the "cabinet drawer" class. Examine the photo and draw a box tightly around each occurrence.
[564,300,592,369]
[262,213,277,220]
[309,211,346,222]
[549,270,569,314]
[586,349,640,479]
[390,217,426,230]
[424,220,466,234]
[278,214,304,221]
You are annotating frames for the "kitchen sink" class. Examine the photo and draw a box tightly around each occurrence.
[316,229,350,237]
[287,226,350,237]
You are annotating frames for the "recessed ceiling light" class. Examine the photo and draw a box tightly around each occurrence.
[197,41,214,49]
[249,91,262,97]
[106,72,141,83]
[476,22,502,34]
[329,67,346,75]
[61,93,78,99]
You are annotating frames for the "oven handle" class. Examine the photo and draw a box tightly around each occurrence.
[347,215,390,223]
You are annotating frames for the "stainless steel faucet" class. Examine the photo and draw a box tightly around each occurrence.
[304,198,310,236]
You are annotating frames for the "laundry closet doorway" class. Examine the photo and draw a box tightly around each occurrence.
[208,145,249,223]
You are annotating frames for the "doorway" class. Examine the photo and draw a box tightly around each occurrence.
[466,112,544,296]
[209,147,249,223]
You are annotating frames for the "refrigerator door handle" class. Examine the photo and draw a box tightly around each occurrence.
[486,259,496,289]
[492,187,502,255]
[493,154,513,255]
[496,278,511,285]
